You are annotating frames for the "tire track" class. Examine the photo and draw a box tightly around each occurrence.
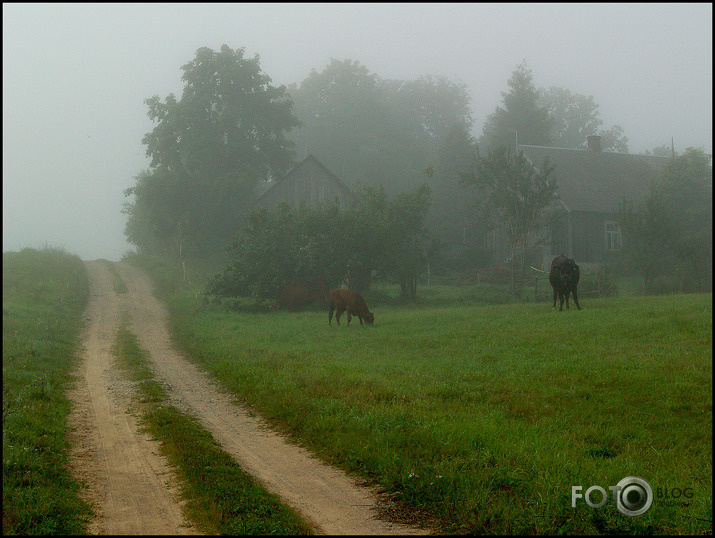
[66,260,196,535]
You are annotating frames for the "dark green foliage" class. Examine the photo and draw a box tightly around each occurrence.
[597,124,630,154]
[426,121,482,259]
[618,148,712,293]
[3,247,92,535]
[480,61,552,151]
[287,60,474,195]
[207,184,433,301]
[617,189,679,293]
[539,86,629,152]
[382,183,433,299]
[207,201,356,299]
[461,146,558,290]
[123,45,301,258]
[658,148,713,290]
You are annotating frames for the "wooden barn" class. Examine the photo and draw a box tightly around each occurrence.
[255,154,355,210]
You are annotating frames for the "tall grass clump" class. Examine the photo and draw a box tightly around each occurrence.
[3,247,92,534]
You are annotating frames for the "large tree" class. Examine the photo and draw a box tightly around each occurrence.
[384,74,474,144]
[426,121,480,258]
[617,188,680,293]
[538,87,629,152]
[287,60,473,194]
[483,66,630,153]
[618,148,711,293]
[480,61,552,151]
[124,45,301,258]
[657,147,713,290]
[384,183,433,299]
[461,146,558,291]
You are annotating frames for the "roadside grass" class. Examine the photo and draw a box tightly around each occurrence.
[131,255,711,535]
[2,247,92,535]
[112,315,314,535]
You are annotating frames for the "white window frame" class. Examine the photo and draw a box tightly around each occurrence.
[605,220,622,252]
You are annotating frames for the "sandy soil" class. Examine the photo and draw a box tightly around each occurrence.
[66,260,428,535]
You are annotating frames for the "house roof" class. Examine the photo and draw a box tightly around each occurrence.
[519,145,669,213]
[256,153,353,202]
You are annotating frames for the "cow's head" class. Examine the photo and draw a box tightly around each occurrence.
[365,312,375,325]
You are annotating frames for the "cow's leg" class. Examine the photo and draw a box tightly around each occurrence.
[346,311,352,325]
[572,288,581,310]
[329,304,334,325]
[565,290,570,309]
[559,291,565,311]
[552,288,558,309]
[335,308,343,325]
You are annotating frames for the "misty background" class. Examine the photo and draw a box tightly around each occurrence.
[3,3,712,261]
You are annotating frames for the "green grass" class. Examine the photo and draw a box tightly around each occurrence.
[132,251,712,535]
[112,315,314,535]
[3,247,92,534]
[11,247,706,534]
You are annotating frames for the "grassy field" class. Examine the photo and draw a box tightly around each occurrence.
[2,247,92,534]
[3,249,711,535]
[134,254,712,535]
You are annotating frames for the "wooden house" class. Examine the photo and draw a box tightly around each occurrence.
[255,154,355,210]
[487,136,669,269]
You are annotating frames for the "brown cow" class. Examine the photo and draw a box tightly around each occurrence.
[328,288,374,326]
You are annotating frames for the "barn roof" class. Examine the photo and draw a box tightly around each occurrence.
[519,144,669,213]
[256,153,354,203]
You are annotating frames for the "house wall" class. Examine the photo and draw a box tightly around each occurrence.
[257,159,353,209]
[461,212,626,270]
[566,211,622,264]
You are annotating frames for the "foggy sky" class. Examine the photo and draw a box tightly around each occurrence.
[3,3,712,261]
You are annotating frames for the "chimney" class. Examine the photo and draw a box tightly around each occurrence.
[587,135,602,153]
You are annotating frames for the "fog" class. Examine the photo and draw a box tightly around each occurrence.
[3,3,711,261]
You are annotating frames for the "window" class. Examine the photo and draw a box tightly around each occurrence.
[605,221,622,252]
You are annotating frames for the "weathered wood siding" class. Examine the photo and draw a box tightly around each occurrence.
[257,156,353,210]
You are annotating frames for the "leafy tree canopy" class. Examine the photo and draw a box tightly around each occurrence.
[618,148,712,292]
[538,87,629,152]
[125,45,301,258]
[480,61,552,151]
[208,183,433,302]
[482,62,630,153]
[657,147,713,219]
[461,146,558,289]
[287,59,474,194]
[617,189,680,292]
[143,45,300,181]
[427,121,479,247]
[643,144,674,157]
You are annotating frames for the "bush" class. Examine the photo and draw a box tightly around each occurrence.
[208,184,433,301]
[595,264,618,297]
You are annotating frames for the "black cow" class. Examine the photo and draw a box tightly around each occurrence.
[549,255,581,311]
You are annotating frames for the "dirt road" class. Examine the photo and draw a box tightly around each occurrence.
[67,260,427,535]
